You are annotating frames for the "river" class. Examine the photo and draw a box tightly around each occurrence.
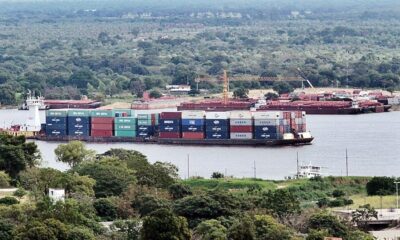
[0,109,399,180]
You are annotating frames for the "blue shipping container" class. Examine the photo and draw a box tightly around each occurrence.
[137,132,153,137]
[205,119,229,126]
[205,125,228,132]
[181,125,204,132]
[46,116,67,124]
[137,125,154,133]
[46,123,67,130]
[46,128,67,136]
[205,131,229,139]
[254,132,280,140]
[159,119,180,126]
[182,119,204,126]
[68,123,90,131]
[68,116,90,124]
[159,125,180,132]
[254,125,278,134]
[68,128,90,136]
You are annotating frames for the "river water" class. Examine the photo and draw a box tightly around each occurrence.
[0,109,399,180]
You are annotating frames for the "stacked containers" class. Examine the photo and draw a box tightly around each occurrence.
[159,112,181,138]
[114,117,137,137]
[291,111,306,132]
[67,110,90,137]
[136,113,159,138]
[205,112,230,139]
[230,111,253,139]
[90,110,114,137]
[113,109,134,118]
[181,111,205,139]
[253,111,284,140]
[46,110,68,136]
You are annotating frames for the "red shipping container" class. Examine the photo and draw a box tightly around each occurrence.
[160,112,182,119]
[182,132,204,139]
[230,125,253,132]
[91,130,113,137]
[91,117,114,124]
[159,132,181,138]
[91,123,113,130]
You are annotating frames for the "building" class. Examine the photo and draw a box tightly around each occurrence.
[166,85,191,95]
[48,188,65,202]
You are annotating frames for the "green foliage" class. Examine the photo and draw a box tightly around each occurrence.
[0,197,19,205]
[307,212,347,238]
[306,229,330,240]
[13,188,27,199]
[94,198,118,221]
[168,183,193,200]
[233,87,249,99]
[66,227,96,240]
[366,176,396,195]
[194,219,227,240]
[254,215,293,240]
[259,189,301,221]
[264,92,278,100]
[149,89,162,98]
[55,141,95,168]
[132,194,171,217]
[74,157,136,197]
[227,215,255,240]
[332,189,346,198]
[141,208,191,240]
[272,82,294,94]
[211,172,224,179]
[351,204,378,230]
[110,218,141,240]
[0,171,10,187]
[183,178,276,192]
[0,220,14,240]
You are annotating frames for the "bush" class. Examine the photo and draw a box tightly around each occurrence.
[149,89,162,98]
[168,183,192,199]
[366,177,396,195]
[332,189,345,198]
[211,172,224,179]
[94,198,118,221]
[0,197,19,205]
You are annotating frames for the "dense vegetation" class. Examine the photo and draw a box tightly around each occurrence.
[0,134,385,239]
[1,0,400,105]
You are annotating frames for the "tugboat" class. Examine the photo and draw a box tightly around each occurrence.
[18,90,49,111]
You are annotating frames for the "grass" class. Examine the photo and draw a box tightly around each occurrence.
[342,194,398,210]
[183,178,277,192]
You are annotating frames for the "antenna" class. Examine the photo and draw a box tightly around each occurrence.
[345,149,349,177]
[253,160,256,179]
[187,154,190,179]
[296,152,300,178]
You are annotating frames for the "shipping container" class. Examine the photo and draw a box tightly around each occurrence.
[230,119,252,126]
[229,111,252,119]
[46,116,67,124]
[68,128,90,136]
[91,130,113,137]
[159,119,180,126]
[90,110,114,118]
[114,131,137,137]
[159,125,180,132]
[181,111,205,119]
[160,112,182,119]
[230,132,253,139]
[182,132,204,139]
[137,113,159,120]
[254,125,278,134]
[137,119,152,126]
[68,116,90,125]
[91,118,114,124]
[159,132,181,138]
[137,125,155,132]
[113,109,134,117]
[67,122,89,130]
[46,128,67,136]
[205,125,229,132]
[205,111,229,120]
[46,110,68,117]
[137,132,153,137]
[181,125,204,132]
[253,111,282,119]
[46,123,67,130]
[205,131,229,139]
[114,117,137,124]
[114,124,137,131]
[230,125,253,132]
[181,119,204,126]
[68,110,90,117]
[91,123,113,130]
[254,132,280,140]
[254,119,279,126]
[205,119,229,126]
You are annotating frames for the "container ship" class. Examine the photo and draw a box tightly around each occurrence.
[33,109,314,147]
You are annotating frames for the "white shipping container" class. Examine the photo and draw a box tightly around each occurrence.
[295,118,304,124]
[388,97,400,105]
[181,111,205,119]
[230,132,253,139]
[254,119,280,126]
[283,133,295,140]
[253,111,283,119]
[205,111,230,120]
[229,111,252,119]
[230,119,253,126]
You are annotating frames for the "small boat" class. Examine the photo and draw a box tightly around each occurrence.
[19,90,49,111]
[295,162,323,179]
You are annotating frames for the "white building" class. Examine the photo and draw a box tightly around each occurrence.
[48,188,65,202]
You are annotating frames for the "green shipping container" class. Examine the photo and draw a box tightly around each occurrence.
[137,119,152,126]
[115,117,137,124]
[114,124,137,131]
[114,131,137,137]
[46,110,68,117]
[137,114,151,120]
[90,110,113,117]
[113,109,135,117]
[68,109,91,117]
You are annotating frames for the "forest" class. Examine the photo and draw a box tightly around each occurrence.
[0,134,393,239]
[0,0,400,105]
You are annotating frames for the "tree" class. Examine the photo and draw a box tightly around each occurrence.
[111,218,141,240]
[66,227,96,240]
[366,176,396,195]
[75,157,136,197]
[0,84,16,105]
[168,183,192,200]
[227,215,255,240]
[351,204,378,230]
[306,229,330,240]
[141,208,191,240]
[307,212,347,238]
[69,69,99,93]
[13,188,27,200]
[332,189,345,198]
[272,82,293,94]
[0,171,10,187]
[0,220,14,240]
[233,87,249,99]
[149,89,162,98]
[194,219,227,240]
[259,189,301,222]
[254,215,293,240]
[0,197,19,205]
[43,219,68,240]
[132,194,171,217]
[94,198,118,221]
[211,172,224,179]
[264,92,279,100]
[55,141,95,168]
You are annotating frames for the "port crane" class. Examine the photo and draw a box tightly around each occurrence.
[195,69,315,104]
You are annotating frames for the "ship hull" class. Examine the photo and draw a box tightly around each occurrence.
[258,106,362,114]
